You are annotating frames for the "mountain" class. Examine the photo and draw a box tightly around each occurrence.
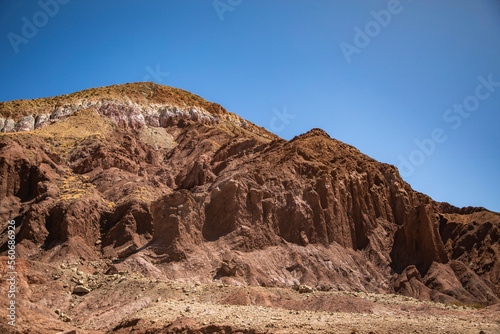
[0,82,499,333]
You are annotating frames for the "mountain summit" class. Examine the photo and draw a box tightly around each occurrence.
[1,83,499,333]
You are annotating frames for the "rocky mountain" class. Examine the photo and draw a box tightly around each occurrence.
[0,82,499,332]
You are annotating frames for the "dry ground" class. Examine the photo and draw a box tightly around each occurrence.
[0,258,498,334]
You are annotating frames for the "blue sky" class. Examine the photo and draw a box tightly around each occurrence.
[0,0,499,212]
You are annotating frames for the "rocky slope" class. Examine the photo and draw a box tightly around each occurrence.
[0,82,499,332]
[1,257,499,334]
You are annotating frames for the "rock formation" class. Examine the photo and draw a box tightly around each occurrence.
[1,82,499,311]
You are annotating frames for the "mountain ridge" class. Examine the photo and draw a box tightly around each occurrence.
[0,82,499,332]
[0,82,227,120]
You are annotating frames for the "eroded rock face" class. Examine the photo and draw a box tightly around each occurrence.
[1,118,15,132]
[14,115,35,132]
[0,83,498,306]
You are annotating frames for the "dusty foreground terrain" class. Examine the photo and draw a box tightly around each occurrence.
[0,258,498,334]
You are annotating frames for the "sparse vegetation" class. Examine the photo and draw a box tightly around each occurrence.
[450,301,486,309]
[27,108,112,159]
[0,82,227,121]
[132,186,155,202]
[57,173,96,202]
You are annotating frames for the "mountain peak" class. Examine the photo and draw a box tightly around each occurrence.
[302,128,331,138]
[0,82,276,141]
[0,82,228,122]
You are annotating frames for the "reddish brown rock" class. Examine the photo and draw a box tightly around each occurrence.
[0,82,498,311]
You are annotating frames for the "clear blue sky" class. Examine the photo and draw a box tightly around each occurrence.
[1,1,499,212]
